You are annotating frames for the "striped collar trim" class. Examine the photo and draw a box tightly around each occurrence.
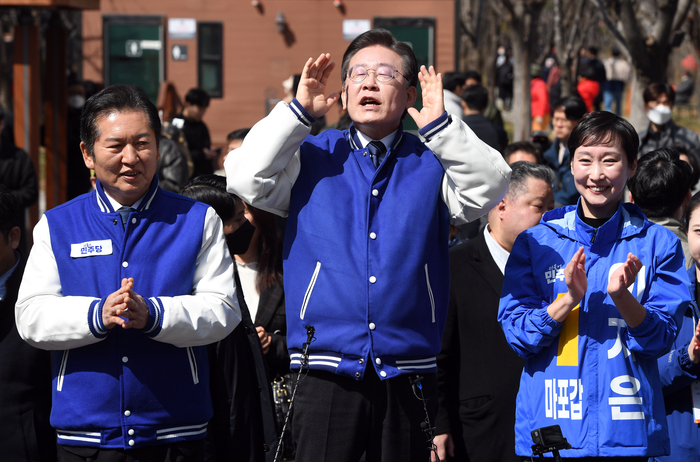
[348,124,405,152]
[94,176,160,214]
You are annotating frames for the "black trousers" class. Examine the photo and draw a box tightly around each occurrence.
[57,440,204,462]
[292,368,437,462]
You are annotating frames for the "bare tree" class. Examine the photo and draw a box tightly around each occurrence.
[500,0,546,141]
[591,0,694,128]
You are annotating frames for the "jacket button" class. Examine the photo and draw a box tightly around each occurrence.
[124,410,131,417]
[370,232,377,240]
[355,372,361,378]
[358,358,364,364]
[122,356,128,363]
[129,440,135,447]
[380,371,387,378]
[369,323,376,330]
[369,276,376,283]
[122,261,129,268]
[131,217,137,224]
[375,357,382,365]
[128,429,135,436]
[372,189,379,197]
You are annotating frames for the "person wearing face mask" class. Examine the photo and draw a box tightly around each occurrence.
[638,82,700,161]
[180,175,281,462]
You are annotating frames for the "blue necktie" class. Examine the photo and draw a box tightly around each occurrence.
[367,141,386,169]
[117,206,135,229]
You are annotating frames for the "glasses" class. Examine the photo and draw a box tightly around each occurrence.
[347,65,406,84]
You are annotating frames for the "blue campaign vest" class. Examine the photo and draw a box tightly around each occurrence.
[284,125,451,380]
[44,178,214,449]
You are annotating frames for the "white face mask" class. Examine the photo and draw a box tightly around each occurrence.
[646,104,672,126]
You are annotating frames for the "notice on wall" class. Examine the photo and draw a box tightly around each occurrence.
[168,18,197,40]
[343,19,371,41]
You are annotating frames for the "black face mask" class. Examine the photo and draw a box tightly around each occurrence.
[226,220,256,255]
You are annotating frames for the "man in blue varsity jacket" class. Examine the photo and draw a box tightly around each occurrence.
[226,29,511,462]
[15,84,240,462]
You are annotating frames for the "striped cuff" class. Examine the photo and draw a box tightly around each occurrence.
[88,299,109,339]
[419,112,450,141]
[143,297,164,337]
[289,98,316,127]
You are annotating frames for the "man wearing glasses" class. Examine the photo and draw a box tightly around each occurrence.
[226,29,510,462]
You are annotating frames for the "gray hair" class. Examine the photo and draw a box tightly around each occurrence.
[506,161,556,200]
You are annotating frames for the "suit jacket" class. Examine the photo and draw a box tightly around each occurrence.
[254,278,289,376]
[0,256,56,461]
[436,232,523,462]
[463,114,508,153]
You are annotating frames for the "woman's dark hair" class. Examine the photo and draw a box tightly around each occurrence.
[180,174,239,221]
[567,111,639,166]
[684,191,700,234]
[80,84,161,158]
[246,204,284,293]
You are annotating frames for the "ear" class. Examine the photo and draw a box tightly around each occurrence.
[461,100,468,114]
[406,86,417,108]
[7,226,20,251]
[81,141,95,170]
[341,85,347,111]
[496,197,508,219]
[628,158,637,178]
[628,191,635,204]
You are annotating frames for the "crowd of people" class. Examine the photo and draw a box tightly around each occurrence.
[1,28,700,462]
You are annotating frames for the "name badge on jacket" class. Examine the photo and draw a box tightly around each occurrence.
[70,240,113,258]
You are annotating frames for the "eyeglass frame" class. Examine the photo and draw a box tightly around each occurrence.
[346,64,408,85]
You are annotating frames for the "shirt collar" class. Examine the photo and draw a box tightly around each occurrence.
[0,251,20,301]
[103,191,145,212]
[483,224,510,275]
[354,128,398,150]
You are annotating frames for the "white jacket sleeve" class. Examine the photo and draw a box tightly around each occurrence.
[16,216,100,350]
[16,209,240,350]
[151,207,240,347]
[224,101,310,217]
[425,115,511,224]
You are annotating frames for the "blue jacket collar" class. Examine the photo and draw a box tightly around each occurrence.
[347,122,405,152]
[94,175,160,213]
[541,199,649,246]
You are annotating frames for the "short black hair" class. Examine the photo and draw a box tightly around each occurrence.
[675,147,700,191]
[80,84,161,158]
[0,184,21,240]
[227,128,251,142]
[341,28,418,90]
[463,70,482,84]
[506,161,556,200]
[628,148,692,218]
[643,82,675,105]
[567,111,639,166]
[443,72,467,92]
[587,46,598,56]
[185,88,211,108]
[180,174,239,221]
[553,96,588,121]
[503,141,542,164]
[461,84,489,112]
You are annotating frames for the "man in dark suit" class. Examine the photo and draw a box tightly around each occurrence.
[434,162,555,462]
[0,184,56,461]
[461,84,508,153]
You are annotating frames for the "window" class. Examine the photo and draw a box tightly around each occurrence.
[198,22,223,98]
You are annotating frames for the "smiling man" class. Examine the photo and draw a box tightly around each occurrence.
[226,29,510,462]
[15,84,240,462]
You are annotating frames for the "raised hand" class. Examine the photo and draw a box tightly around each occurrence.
[566,247,587,304]
[407,65,445,129]
[295,53,340,119]
[608,253,642,298]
